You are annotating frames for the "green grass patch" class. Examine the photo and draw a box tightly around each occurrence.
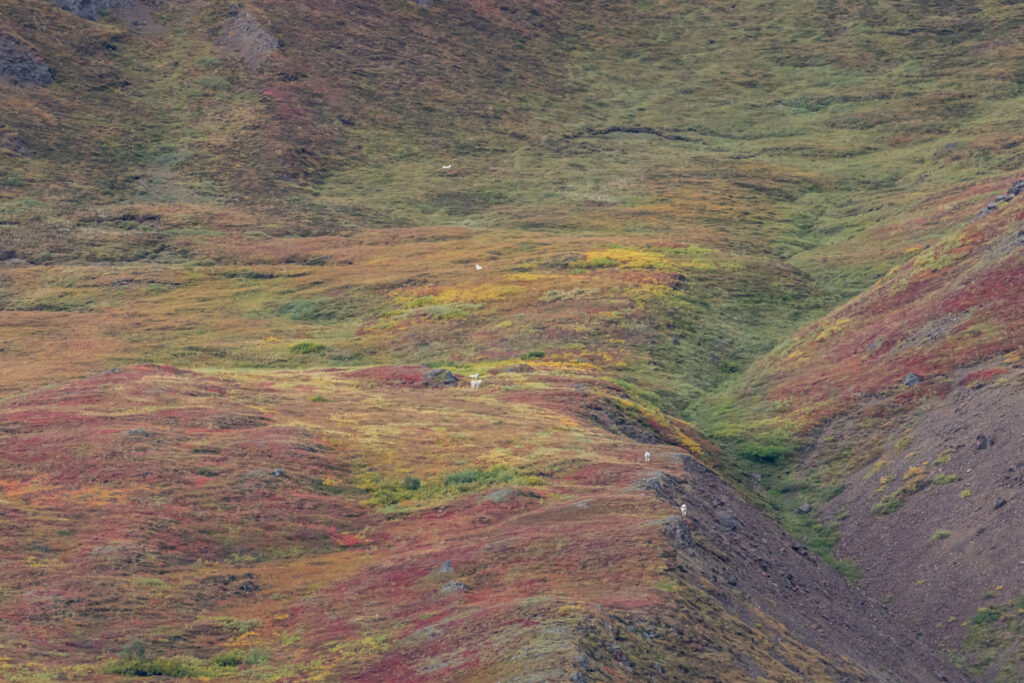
[277,298,353,322]
[289,341,327,354]
[871,494,903,516]
[361,466,542,508]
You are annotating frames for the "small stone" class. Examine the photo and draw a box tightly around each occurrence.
[994,497,1007,510]
[796,503,812,515]
[437,559,452,573]
[976,435,991,451]
[904,373,920,386]
[441,580,469,593]
[271,468,286,477]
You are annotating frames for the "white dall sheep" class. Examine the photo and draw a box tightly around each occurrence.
[644,451,651,463]
[471,379,482,389]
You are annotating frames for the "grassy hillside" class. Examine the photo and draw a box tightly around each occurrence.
[6,0,1024,678]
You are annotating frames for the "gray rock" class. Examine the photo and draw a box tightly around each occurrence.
[0,35,53,86]
[0,132,30,156]
[216,12,280,70]
[49,0,128,21]
[716,509,739,530]
[795,503,812,515]
[411,0,434,5]
[423,368,457,387]
[994,497,1007,510]
[904,373,920,387]
[271,468,286,477]
[440,580,469,593]
[437,559,452,573]
[483,486,541,503]
[976,434,992,451]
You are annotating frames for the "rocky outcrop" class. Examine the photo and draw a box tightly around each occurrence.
[0,35,53,86]
[215,12,279,70]
[0,132,31,155]
[49,0,129,21]
[972,179,1024,222]
[648,455,968,682]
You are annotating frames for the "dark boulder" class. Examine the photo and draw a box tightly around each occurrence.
[423,368,457,387]
[0,35,53,86]
[903,373,920,387]
[716,508,739,530]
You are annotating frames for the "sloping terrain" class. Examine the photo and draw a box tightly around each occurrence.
[6,0,1024,680]
[0,364,964,680]
[695,177,1024,678]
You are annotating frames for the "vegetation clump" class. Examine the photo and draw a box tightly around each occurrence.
[361,466,542,508]
[289,341,327,354]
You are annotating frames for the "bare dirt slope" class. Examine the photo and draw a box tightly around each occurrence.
[821,364,1024,677]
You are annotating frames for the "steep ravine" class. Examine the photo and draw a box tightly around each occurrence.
[621,456,968,681]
